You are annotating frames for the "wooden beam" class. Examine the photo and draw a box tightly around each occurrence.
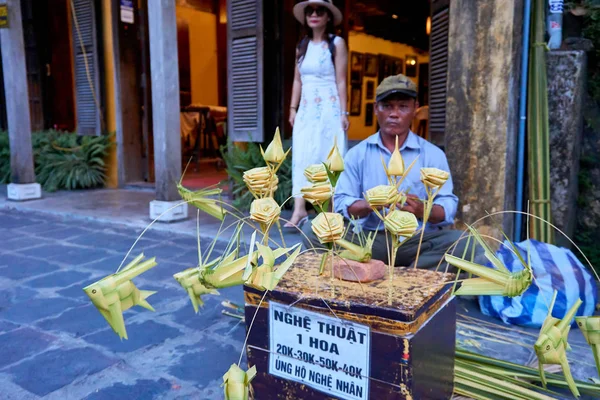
[0,0,36,184]
[147,0,181,201]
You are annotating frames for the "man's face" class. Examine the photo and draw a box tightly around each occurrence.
[375,97,418,137]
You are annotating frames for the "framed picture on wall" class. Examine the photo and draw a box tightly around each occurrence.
[364,53,378,77]
[350,85,362,116]
[405,55,418,77]
[365,103,374,126]
[366,81,375,100]
[392,58,404,75]
[378,54,392,83]
[350,52,364,84]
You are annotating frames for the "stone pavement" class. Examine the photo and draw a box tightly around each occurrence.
[1,188,599,399]
[0,208,247,399]
[0,187,304,249]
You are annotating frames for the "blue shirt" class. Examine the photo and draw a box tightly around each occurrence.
[334,131,458,232]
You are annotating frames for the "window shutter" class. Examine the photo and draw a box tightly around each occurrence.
[71,0,101,135]
[429,3,450,142]
[227,0,264,142]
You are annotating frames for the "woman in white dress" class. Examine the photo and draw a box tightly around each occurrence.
[285,0,349,228]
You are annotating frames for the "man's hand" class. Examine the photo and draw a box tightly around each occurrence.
[348,200,372,219]
[400,194,424,219]
[400,194,446,224]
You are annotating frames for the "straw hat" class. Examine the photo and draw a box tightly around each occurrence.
[293,0,343,26]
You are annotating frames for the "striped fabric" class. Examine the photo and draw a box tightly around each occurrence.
[479,239,597,328]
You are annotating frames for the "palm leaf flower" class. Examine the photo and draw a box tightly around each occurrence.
[444,225,533,297]
[304,163,329,184]
[386,136,405,176]
[222,364,257,400]
[246,243,302,291]
[83,253,157,340]
[311,212,345,276]
[411,167,449,269]
[420,167,449,191]
[326,137,344,173]
[301,182,333,212]
[365,184,401,215]
[380,135,419,188]
[177,183,225,221]
[534,290,582,398]
[243,166,279,198]
[384,210,419,239]
[576,316,600,379]
[382,210,419,304]
[324,138,344,187]
[250,197,281,232]
[261,127,286,165]
[311,212,345,243]
[365,137,419,304]
[257,127,291,188]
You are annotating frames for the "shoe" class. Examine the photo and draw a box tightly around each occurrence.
[283,215,309,232]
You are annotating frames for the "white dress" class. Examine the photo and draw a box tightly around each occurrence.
[292,38,347,197]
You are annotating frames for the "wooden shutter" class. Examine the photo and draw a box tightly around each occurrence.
[71,0,101,135]
[429,2,450,142]
[227,0,264,142]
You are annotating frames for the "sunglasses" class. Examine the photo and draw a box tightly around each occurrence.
[304,6,327,17]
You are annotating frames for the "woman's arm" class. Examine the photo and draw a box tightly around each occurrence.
[334,37,349,131]
[289,54,302,128]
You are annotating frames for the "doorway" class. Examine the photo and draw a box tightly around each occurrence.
[279,0,449,148]
[175,0,228,190]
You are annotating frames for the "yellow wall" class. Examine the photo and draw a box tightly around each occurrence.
[176,7,219,105]
[101,0,118,188]
[347,31,429,141]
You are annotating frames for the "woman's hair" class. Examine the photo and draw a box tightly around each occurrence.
[296,7,337,65]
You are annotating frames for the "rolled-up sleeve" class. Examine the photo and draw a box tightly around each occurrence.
[334,150,364,221]
[431,154,458,227]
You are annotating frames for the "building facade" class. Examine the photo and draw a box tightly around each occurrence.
[2,0,529,234]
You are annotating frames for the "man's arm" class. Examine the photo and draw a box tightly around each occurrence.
[347,199,372,219]
[430,151,458,226]
[333,149,370,220]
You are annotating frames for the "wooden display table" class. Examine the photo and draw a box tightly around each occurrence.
[244,252,456,400]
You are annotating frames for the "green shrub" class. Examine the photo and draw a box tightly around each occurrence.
[0,130,113,191]
[582,1,600,103]
[220,140,292,211]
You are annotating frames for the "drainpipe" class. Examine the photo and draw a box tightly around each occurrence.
[514,0,533,242]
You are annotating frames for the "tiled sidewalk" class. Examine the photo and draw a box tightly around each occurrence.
[0,209,245,399]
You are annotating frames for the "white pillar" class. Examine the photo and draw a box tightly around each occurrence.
[0,0,41,200]
[147,0,186,221]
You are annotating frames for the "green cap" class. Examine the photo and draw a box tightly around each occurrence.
[376,74,417,101]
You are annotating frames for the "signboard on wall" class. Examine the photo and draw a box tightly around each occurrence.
[0,5,9,28]
[120,0,134,24]
[269,302,371,400]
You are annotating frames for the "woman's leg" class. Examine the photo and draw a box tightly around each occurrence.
[285,197,308,227]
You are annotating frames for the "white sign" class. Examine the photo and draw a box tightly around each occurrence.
[120,0,134,24]
[269,302,370,400]
[549,0,563,13]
